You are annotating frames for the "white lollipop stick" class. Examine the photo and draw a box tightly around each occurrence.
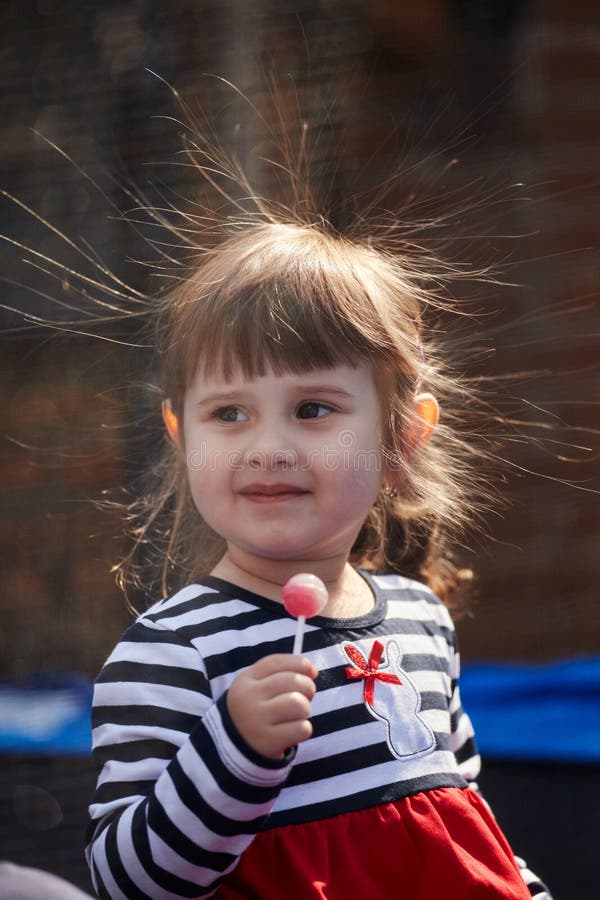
[282,573,328,655]
[293,616,307,655]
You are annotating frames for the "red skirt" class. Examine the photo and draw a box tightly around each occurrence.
[215,787,530,899]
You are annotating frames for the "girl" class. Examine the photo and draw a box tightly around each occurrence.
[85,220,552,899]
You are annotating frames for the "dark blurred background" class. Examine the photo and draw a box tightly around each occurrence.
[1,1,598,898]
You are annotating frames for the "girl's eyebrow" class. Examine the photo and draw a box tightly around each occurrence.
[195,384,354,408]
[294,384,354,398]
[195,391,242,408]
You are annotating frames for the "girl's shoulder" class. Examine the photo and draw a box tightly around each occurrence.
[140,581,220,619]
[133,575,291,633]
[363,570,455,630]
[135,579,244,630]
[100,580,245,669]
[95,583,224,685]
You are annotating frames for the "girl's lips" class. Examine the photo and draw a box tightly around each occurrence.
[239,485,309,503]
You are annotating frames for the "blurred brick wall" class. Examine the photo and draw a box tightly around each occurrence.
[449,0,600,659]
[0,0,598,681]
[0,337,131,677]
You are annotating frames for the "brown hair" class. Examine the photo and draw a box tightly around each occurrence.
[120,217,479,609]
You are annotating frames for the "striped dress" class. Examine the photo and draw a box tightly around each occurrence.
[86,571,551,899]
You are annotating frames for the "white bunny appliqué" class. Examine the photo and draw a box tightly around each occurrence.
[343,639,436,759]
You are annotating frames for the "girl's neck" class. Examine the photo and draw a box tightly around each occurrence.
[210,551,374,619]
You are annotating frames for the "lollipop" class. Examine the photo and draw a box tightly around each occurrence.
[282,573,328,654]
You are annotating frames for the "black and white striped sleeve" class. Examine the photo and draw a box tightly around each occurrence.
[446,637,481,785]
[446,630,552,899]
[85,617,294,899]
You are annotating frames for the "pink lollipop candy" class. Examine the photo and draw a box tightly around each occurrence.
[282,573,328,654]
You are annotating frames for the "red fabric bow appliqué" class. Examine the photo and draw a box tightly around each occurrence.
[344,640,402,705]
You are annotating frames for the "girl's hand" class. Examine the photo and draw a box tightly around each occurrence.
[226,654,318,760]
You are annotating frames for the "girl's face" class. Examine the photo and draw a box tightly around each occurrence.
[181,362,385,571]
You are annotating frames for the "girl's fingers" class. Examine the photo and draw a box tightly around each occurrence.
[268,718,314,753]
[263,691,312,725]
[259,670,317,702]
[251,653,318,681]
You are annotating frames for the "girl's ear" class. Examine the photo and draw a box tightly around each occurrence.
[407,393,439,449]
[162,399,180,445]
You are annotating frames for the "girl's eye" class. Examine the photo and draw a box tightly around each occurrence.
[214,406,247,423]
[297,401,332,420]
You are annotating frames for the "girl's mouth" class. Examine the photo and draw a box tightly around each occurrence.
[239,484,309,503]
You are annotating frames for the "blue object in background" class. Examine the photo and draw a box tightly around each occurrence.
[1,658,599,762]
[0,671,93,755]
[460,655,600,764]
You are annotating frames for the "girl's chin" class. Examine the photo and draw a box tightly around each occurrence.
[242,545,315,562]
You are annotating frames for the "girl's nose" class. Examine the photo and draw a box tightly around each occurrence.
[245,421,297,470]
[246,448,298,470]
